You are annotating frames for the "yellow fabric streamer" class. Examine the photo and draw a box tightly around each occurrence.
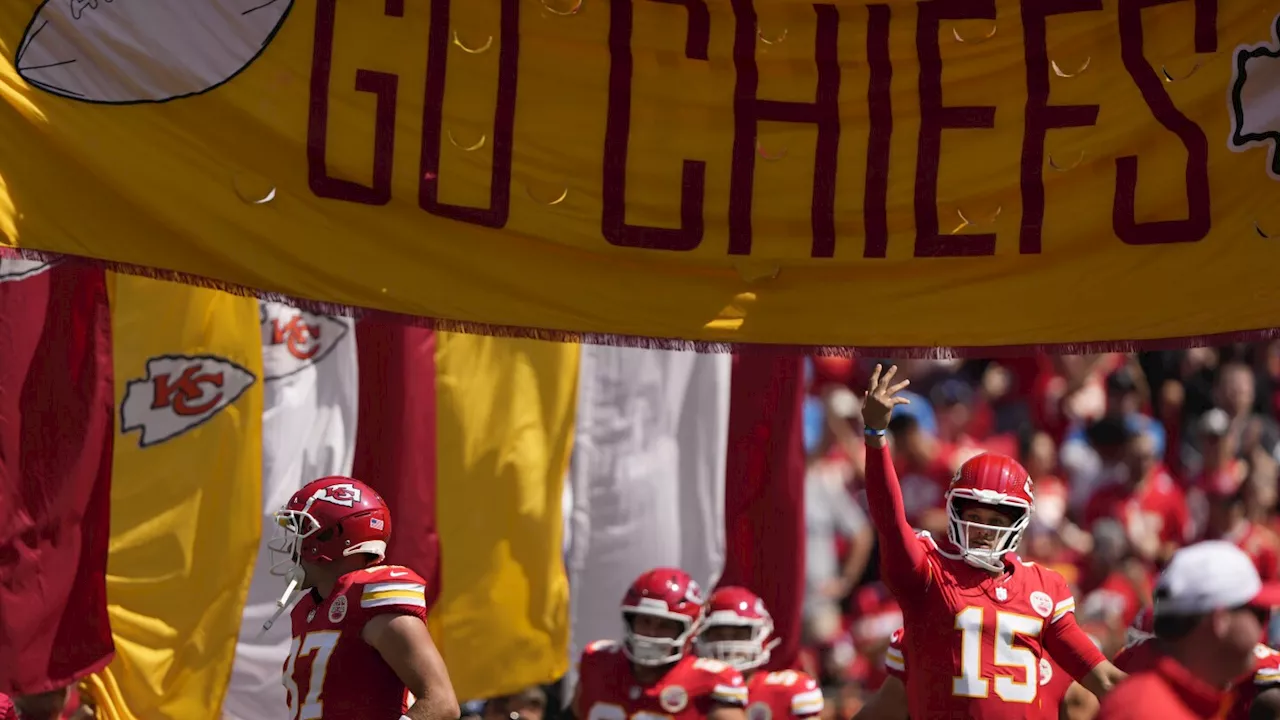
[84,275,263,720]
[1,3,1278,349]
[432,333,578,700]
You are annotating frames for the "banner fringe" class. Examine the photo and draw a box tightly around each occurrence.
[6,247,1279,359]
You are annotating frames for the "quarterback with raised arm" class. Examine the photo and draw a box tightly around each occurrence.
[573,568,749,720]
[860,365,1126,719]
[695,586,824,720]
[270,476,459,720]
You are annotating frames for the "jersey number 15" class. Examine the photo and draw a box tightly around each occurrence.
[953,606,1043,703]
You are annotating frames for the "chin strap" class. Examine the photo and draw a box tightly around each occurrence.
[261,565,306,634]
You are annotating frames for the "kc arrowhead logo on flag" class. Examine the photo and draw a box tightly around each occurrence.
[259,301,353,382]
[120,355,257,447]
[1229,13,1280,179]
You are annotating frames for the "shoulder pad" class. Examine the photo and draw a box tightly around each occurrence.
[357,564,425,584]
[690,657,735,675]
[356,566,428,610]
[694,659,746,707]
[789,674,824,716]
[583,639,622,656]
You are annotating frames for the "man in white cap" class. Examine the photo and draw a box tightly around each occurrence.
[1098,540,1280,719]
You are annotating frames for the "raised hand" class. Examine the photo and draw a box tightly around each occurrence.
[862,364,911,431]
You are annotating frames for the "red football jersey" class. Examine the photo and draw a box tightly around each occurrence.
[284,564,429,720]
[745,670,824,720]
[1115,639,1280,720]
[886,626,1073,720]
[896,533,1083,719]
[1083,468,1191,549]
[577,641,747,720]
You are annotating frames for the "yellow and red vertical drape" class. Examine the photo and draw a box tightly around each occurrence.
[0,257,807,719]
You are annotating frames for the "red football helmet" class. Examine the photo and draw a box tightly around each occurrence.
[695,586,780,671]
[621,567,705,666]
[945,453,1034,572]
[270,475,393,577]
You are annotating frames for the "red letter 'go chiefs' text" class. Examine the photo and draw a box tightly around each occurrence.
[308,0,519,227]
[1113,0,1215,245]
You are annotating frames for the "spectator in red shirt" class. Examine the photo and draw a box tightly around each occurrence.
[1187,409,1246,532]
[1215,363,1280,462]
[1084,429,1190,566]
[1198,464,1280,581]
[1076,519,1154,634]
[1064,415,1133,519]
[1098,541,1280,720]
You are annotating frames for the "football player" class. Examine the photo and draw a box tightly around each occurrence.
[1115,607,1280,720]
[695,586,824,720]
[269,476,459,720]
[861,365,1126,719]
[854,627,1096,720]
[573,568,749,720]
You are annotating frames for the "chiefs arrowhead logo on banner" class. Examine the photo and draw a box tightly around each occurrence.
[0,256,56,284]
[120,355,257,447]
[258,301,352,381]
[1229,13,1280,179]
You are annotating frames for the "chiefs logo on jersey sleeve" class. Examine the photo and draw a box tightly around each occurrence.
[120,355,256,447]
[259,301,352,381]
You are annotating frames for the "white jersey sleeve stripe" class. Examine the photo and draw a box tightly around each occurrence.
[1051,599,1076,624]
[791,689,824,715]
[363,582,426,594]
[712,685,748,706]
[361,594,428,609]
[884,655,905,672]
[360,581,428,608]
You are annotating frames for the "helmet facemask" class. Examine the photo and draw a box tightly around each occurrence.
[269,506,323,578]
[946,491,1031,573]
[622,601,699,667]
[261,499,330,633]
[696,616,779,672]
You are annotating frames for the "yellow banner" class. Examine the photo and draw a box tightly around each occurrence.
[86,276,263,720]
[431,332,578,700]
[1,1,1278,349]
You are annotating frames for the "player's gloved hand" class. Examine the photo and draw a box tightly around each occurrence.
[861,363,911,431]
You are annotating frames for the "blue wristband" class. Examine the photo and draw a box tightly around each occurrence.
[864,427,887,437]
